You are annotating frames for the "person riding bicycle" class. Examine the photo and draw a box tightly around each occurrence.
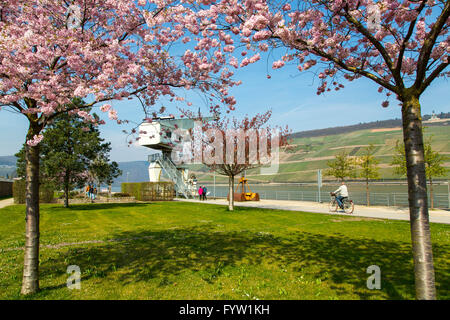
[332,181,348,209]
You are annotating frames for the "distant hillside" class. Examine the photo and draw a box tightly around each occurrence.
[0,156,17,178]
[0,156,17,167]
[193,123,450,183]
[113,161,149,186]
[0,155,149,185]
[290,112,450,139]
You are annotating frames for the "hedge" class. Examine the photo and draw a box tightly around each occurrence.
[121,182,174,201]
[13,179,55,204]
[0,181,13,197]
[112,192,131,198]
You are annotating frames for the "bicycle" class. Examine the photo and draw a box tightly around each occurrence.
[329,192,354,214]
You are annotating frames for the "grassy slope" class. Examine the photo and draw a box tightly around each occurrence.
[193,125,450,183]
[1,202,449,300]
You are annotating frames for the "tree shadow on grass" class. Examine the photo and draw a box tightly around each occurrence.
[49,203,152,211]
[39,226,450,299]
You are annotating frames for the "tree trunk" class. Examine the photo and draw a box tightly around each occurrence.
[429,178,434,210]
[21,125,41,295]
[401,94,436,300]
[64,183,69,208]
[228,175,234,211]
[366,178,370,206]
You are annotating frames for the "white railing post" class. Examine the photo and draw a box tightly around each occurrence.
[447,181,450,209]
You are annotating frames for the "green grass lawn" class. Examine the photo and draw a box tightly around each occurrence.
[0,201,449,300]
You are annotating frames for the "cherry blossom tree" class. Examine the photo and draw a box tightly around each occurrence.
[189,0,449,299]
[176,110,286,210]
[0,0,240,295]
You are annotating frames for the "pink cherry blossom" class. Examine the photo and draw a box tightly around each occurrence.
[100,104,112,112]
[108,109,118,120]
[26,134,44,147]
[272,60,285,69]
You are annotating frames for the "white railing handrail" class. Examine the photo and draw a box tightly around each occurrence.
[151,154,193,199]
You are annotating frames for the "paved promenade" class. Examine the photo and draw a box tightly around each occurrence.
[177,198,450,224]
[0,198,13,209]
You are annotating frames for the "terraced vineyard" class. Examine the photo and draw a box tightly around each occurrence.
[192,123,450,183]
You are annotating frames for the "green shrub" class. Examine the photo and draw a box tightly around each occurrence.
[13,179,55,204]
[112,192,131,198]
[121,182,174,201]
[69,191,81,198]
[72,193,86,199]
[13,180,26,204]
[0,181,13,198]
[56,191,81,199]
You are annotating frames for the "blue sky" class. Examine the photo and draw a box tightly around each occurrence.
[0,58,448,162]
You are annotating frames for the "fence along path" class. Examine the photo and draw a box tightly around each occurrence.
[177,198,450,224]
[209,188,450,209]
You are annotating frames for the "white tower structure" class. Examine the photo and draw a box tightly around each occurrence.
[148,162,162,182]
[138,115,215,198]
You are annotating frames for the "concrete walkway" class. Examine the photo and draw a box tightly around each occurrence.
[0,198,14,209]
[177,198,450,225]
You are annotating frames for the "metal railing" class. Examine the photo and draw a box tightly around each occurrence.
[149,154,194,199]
[207,189,450,209]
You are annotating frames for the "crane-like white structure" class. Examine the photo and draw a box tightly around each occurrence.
[138,115,214,198]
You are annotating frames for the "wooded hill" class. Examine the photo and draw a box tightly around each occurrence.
[290,112,450,139]
[192,120,450,183]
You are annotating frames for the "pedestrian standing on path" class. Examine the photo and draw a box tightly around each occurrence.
[88,184,95,201]
[203,186,208,201]
[198,186,203,201]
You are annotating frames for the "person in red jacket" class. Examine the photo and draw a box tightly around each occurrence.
[198,186,203,201]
